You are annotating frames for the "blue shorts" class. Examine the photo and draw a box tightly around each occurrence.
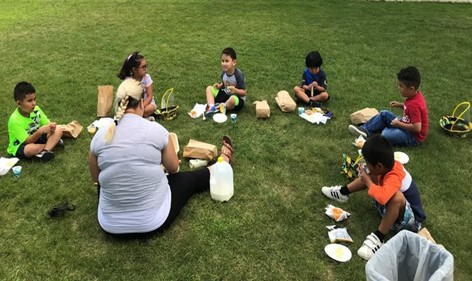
[15,134,47,159]
[373,199,421,233]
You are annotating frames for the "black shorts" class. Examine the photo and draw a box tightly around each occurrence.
[15,134,47,159]
[214,90,245,111]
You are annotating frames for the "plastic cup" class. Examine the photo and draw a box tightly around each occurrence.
[230,113,237,123]
[298,107,305,115]
[12,165,22,178]
[87,124,97,135]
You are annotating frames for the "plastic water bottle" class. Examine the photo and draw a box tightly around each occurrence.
[210,156,234,202]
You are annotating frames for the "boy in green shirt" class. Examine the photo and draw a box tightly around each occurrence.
[7,81,63,161]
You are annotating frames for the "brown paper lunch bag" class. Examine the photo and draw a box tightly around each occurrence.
[97,85,114,117]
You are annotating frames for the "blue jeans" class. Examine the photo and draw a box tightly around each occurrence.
[361,110,421,147]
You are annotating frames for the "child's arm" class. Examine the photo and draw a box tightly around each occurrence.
[227,86,246,97]
[309,81,326,92]
[391,119,422,134]
[24,123,56,144]
[143,84,153,106]
[366,174,402,206]
[390,101,404,108]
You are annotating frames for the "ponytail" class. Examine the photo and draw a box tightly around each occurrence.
[104,96,129,144]
[103,79,144,144]
[117,51,144,80]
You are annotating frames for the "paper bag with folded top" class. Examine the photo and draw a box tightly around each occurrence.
[183,139,217,161]
[253,100,270,119]
[350,108,379,125]
[275,90,296,112]
[97,85,114,117]
[57,120,83,139]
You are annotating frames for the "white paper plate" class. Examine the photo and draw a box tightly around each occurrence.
[324,243,352,262]
[394,151,409,164]
[213,113,228,123]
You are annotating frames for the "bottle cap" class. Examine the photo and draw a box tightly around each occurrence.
[218,156,224,162]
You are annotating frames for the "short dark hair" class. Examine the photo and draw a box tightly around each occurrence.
[305,51,323,68]
[361,134,394,171]
[117,51,145,80]
[397,66,421,89]
[222,47,237,60]
[14,81,36,101]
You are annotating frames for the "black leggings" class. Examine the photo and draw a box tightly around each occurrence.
[102,167,210,240]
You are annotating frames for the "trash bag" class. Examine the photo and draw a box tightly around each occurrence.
[365,230,454,281]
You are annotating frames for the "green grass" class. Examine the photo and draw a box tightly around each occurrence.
[1,0,471,280]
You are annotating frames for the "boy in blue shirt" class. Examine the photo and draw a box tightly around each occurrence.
[7,81,63,161]
[293,50,329,108]
[205,47,247,116]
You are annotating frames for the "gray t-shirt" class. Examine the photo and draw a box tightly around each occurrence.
[221,68,246,101]
[90,114,171,234]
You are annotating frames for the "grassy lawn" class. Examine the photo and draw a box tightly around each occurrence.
[1,0,471,280]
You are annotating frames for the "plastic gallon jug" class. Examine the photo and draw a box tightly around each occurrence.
[210,156,234,202]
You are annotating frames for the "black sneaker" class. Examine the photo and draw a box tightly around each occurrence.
[57,139,65,149]
[36,150,55,161]
[309,100,322,108]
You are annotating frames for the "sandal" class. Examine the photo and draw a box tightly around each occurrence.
[221,135,234,165]
[47,201,76,217]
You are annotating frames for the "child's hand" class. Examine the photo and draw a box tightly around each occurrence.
[227,85,236,94]
[49,122,57,131]
[213,83,220,89]
[391,118,401,127]
[39,124,52,134]
[358,163,372,186]
[390,101,402,108]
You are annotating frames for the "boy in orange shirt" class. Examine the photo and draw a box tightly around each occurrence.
[321,134,426,260]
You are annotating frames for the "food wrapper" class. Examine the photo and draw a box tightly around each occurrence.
[188,103,206,119]
[327,227,353,243]
[0,157,19,176]
[325,204,350,222]
[352,135,366,148]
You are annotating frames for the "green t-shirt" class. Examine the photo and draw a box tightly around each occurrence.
[7,106,50,156]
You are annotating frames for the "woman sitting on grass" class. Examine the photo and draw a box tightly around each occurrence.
[88,79,233,239]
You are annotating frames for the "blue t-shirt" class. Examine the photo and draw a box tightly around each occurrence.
[301,68,328,92]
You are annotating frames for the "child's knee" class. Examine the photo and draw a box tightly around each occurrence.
[387,191,405,207]
[226,96,236,107]
[24,143,45,157]
[319,92,329,101]
[54,126,64,137]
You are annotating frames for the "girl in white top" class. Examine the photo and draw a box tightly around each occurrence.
[117,51,156,119]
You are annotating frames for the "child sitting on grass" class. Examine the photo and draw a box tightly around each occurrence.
[204,47,247,117]
[293,50,329,108]
[321,134,426,260]
[118,51,157,120]
[7,81,63,161]
[348,66,428,147]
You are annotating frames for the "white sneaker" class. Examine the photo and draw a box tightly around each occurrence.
[357,233,383,260]
[348,125,368,138]
[321,185,349,203]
